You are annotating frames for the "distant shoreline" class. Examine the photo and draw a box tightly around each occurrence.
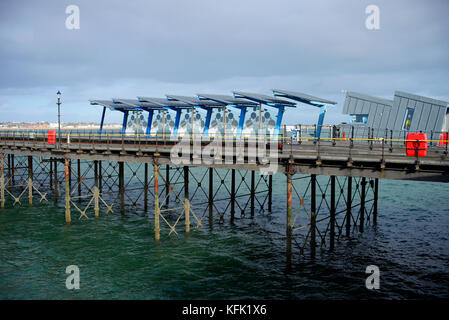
[0,123,121,130]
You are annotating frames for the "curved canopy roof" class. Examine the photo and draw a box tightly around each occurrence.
[232,91,296,106]
[272,89,337,106]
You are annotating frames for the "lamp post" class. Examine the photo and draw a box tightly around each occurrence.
[57,91,61,149]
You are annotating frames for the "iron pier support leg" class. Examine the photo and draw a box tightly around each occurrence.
[268,174,272,212]
[7,154,11,188]
[310,174,317,258]
[346,176,352,237]
[230,169,235,223]
[54,160,58,201]
[360,177,366,232]
[165,165,170,207]
[94,160,98,187]
[77,159,81,198]
[119,161,124,215]
[94,160,99,218]
[144,163,148,212]
[68,160,72,191]
[8,154,12,186]
[28,156,33,206]
[209,168,214,228]
[64,158,71,224]
[98,161,102,194]
[11,154,14,185]
[49,157,53,189]
[286,166,293,265]
[184,166,190,233]
[373,178,379,225]
[330,176,336,251]
[154,162,160,242]
[250,170,255,217]
[1,153,4,208]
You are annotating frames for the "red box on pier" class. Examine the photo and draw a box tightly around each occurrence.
[47,130,56,144]
[406,133,428,157]
[438,133,448,146]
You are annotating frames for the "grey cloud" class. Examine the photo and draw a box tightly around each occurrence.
[0,0,448,124]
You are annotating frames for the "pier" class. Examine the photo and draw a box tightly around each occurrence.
[1,129,448,259]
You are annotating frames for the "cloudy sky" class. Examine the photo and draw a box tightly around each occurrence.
[0,0,448,125]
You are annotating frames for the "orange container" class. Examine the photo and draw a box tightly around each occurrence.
[438,133,448,146]
[47,130,56,144]
[406,133,428,157]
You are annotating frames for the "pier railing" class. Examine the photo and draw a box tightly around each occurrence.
[0,130,448,163]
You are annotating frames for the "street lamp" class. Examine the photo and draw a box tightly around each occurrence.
[57,91,61,149]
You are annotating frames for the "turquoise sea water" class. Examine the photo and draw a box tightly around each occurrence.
[0,166,448,299]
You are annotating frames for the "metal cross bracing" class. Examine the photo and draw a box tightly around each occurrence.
[0,154,273,229]
[183,167,271,224]
[1,152,381,261]
[59,158,114,221]
[286,171,378,258]
[0,154,48,206]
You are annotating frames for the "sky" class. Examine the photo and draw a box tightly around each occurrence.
[0,0,448,125]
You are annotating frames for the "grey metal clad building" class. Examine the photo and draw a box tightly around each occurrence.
[340,90,449,140]
[341,91,394,138]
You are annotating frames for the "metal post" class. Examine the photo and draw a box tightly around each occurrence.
[373,178,379,224]
[184,166,190,233]
[57,91,61,150]
[165,164,170,207]
[350,126,354,148]
[54,160,58,201]
[360,177,366,232]
[68,160,72,191]
[94,160,99,218]
[77,159,81,198]
[7,154,11,187]
[330,175,336,251]
[250,170,255,217]
[268,174,272,212]
[64,158,71,224]
[119,161,124,214]
[209,168,214,227]
[346,176,352,237]
[144,163,148,212]
[49,157,53,189]
[11,154,14,185]
[28,156,33,206]
[94,160,98,187]
[154,162,160,241]
[310,174,316,257]
[230,169,235,223]
[390,129,393,152]
[1,153,4,208]
[286,165,293,265]
[98,160,102,193]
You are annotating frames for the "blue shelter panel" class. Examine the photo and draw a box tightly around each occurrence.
[208,107,225,136]
[125,110,147,135]
[196,93,257,139]
[175,107,206,137]
[150,109,176,138]
[234,91,296,138]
